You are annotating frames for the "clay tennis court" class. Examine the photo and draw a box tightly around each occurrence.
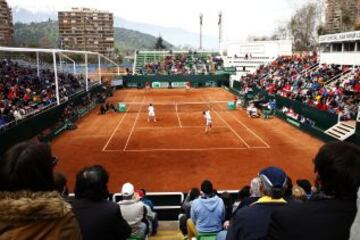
[52,88,324,193]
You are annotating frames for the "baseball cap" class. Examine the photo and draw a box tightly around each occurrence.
[121,182,134,197]
[259,166,287,188]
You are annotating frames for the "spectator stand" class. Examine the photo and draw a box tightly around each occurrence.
[0,47,121,153]
[133,50,223,76]
[0,47,121,130]
[110,190,239,221]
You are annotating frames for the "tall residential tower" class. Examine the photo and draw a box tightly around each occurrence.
[325,0,360,33]
[0,0,13,45]
[58,8,114,57]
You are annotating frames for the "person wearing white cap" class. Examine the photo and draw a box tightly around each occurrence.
[117,182,153,239]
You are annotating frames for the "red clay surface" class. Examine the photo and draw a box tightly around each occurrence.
[52,88,324,193]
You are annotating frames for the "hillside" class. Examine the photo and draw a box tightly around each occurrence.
[13,20,173,55]
[12,7,218,49]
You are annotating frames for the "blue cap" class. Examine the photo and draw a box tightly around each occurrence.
[259,166,287,188]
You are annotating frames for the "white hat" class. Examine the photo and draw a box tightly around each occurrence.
[121,182,134,197]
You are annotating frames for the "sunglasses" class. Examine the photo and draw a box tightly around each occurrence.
[51,156,59,167]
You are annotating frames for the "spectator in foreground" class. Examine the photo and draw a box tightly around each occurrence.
[232,185,250,213]
[267,141,360,240]
[236,177,262,210]
[291,186,307,203]
[225,167,288,240]
[136,188,159,235]
[118,182,154,239]
[350,187,360,240]
[72,165,131,240]
[189,180,225,239]
[179,188,200,236]
[0,142,81,239]
[53,171,69,198]
[296,179,312,200]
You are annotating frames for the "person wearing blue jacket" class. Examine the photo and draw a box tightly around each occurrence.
[190,180,225,236]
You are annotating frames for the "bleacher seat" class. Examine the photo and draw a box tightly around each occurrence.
[128,235,143,240]
[196,233,217,240]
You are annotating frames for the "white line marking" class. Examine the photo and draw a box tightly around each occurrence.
[215,100,271,149]
[200,95,251,149]
[175,103,183,128]
[135,126,227,130]
[249,146,270,149]
[213,109,250,148]
[102,95,135,151]
[103,147,249,152]
[123,96,145,151]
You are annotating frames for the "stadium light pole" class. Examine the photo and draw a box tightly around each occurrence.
[218,11,223,52]
[199,13,203,50]
[36,52,40,78]
[52,51,60,105]
[98,54,102,84]
[85,53,89,91]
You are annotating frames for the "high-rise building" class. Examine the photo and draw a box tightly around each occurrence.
[0,0,13,45]
[325,0,360,33]
[58,8,114,57]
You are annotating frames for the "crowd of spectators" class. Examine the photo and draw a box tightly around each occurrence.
[0,59,86,129]
[178,141,360,240]
[239,55,359,119]
[0,140,359,240]
[137,52,224,75]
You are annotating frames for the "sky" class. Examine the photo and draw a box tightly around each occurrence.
[8,0,312,41]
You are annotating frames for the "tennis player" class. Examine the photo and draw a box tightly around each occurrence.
[145,81,151,92]
[203,110,212,134]
[148,103,157,122]
[185,81,191,93]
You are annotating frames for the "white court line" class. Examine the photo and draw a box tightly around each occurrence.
[217,102,271,149]
[200,95,251,149]
[249,146,270,149]
[175,103,183,128]
[123,96,145,151]
[103,147,249,152]
[135,126,228,130]
[213,109,251,148]
[102,95,136,151]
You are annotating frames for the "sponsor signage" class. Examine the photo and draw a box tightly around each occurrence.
[111,79,123,86]
[152,82,169,88]
[319,31,360,43]
[172,82,187,88]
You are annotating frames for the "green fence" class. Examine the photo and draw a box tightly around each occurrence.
[123,74,230,88]
[228,86,360,143]
[274,95,338,130]
[0,85,103,155]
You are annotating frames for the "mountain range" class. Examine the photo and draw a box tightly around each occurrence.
[12,6,218,49]
[13,21,173,55]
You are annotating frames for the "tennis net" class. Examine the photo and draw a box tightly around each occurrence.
[121,101,234,113]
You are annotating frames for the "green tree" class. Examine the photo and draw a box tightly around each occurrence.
[154,36,166,50]
[287,3,319,51]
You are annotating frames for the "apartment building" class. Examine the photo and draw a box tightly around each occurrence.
[0,0,13,45]
[58,8,114,57]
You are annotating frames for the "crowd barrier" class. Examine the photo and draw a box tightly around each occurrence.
[228,86,360,143]
[69,191,238,221]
